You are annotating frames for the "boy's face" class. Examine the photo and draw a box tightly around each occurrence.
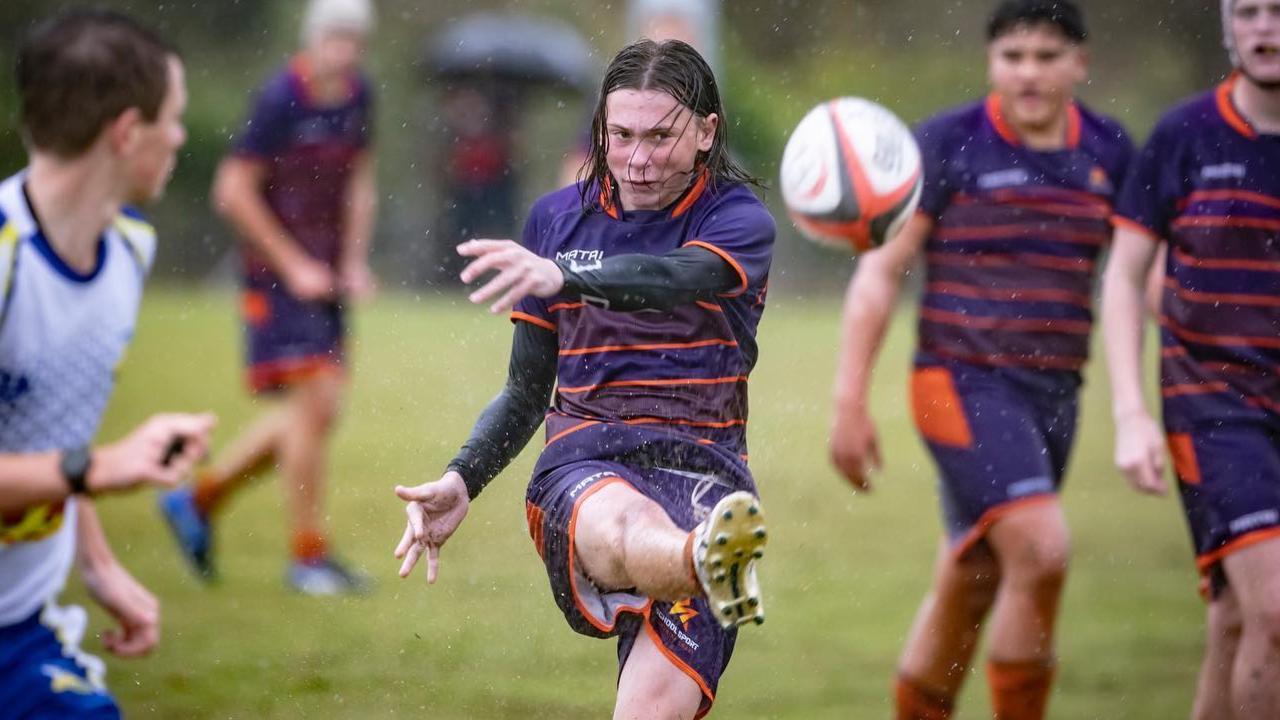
[987,23,1087,132]
[1232,0,1280,86]
[309,28,366,80]
[123,57,188,204]
[604,88,717,211]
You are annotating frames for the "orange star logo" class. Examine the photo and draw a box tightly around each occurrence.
[1088,166,1112,193]
[670,599,699,629]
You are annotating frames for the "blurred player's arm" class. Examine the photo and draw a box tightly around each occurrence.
[829,213,932,491]
[1101,225,1168,495]
[1143,242,1167,317]
[75,500,159,657]
[211,157,333,300]
[447,320,558,499]
[459,238,737,313]
[0,413,214,513]
[339,152,377,299]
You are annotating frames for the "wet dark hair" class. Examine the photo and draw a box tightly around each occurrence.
[17,9,177,157]
[987,0,1087,43]
[579,39,760,210]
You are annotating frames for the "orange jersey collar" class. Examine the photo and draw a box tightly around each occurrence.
[598,168,710,220]
[984,93,1081,150]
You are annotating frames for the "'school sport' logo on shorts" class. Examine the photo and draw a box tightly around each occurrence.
[658,606,701,651]
[670,599,700,630]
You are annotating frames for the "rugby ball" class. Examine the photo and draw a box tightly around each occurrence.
[780,97,923,253]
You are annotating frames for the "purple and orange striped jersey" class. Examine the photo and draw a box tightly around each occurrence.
[1116,73,1280,430]
[914,95,1134,372]
[231,56,373,280]
[514,173,774,480]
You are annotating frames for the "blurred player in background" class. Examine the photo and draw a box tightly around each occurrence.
[434,84,519,285]
[161,0,377,595]
[828,2,1133,718]
[1104,0,1280,716]
[395,39,773,720]
[0,10,214,717]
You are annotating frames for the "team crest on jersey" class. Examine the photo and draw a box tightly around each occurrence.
[0,369,31,405]
[1087,166,1112,194]
[670,598,700,630]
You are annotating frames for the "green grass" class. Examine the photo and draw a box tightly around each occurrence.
[76,287,1202,718]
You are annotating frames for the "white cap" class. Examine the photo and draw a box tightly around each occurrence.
[1224,0,1239,66]
[303,0,375,43]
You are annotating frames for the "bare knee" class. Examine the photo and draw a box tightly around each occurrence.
[1209,592,1244,647]
[1012,540,1069,595]
[1223,543,1280,654]
[1241,591,1280,649]
[988,502,1071,595]
[575,484,656,591]
[998,530,1070,596]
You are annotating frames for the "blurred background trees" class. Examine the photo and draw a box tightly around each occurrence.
[0,0,1229,292]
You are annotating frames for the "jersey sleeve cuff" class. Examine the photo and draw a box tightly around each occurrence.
[683,240,749,297]
[509,311,556,332]
[446,461,487,500]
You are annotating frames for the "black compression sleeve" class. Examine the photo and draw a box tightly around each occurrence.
[556,245,739,312]
[446,320,557,500]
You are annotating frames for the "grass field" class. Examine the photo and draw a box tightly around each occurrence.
[76,287,1203,719]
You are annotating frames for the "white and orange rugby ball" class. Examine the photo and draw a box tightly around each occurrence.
[780,97,923,253]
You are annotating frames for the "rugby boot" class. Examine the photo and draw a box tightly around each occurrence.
[690,491,767,629]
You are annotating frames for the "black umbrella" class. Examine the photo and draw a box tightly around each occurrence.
[425,13,597,93]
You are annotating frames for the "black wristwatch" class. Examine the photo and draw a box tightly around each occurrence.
[59,446,93,496]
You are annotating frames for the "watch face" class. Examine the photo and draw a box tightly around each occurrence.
[61,447,91,493]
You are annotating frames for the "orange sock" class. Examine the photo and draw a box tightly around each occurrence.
[683,531,700,593]
[986,658,1056,720]
[895,674,954,720]
[292,530,328,563]
[192,470,223,515]
[193,454,277,516]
